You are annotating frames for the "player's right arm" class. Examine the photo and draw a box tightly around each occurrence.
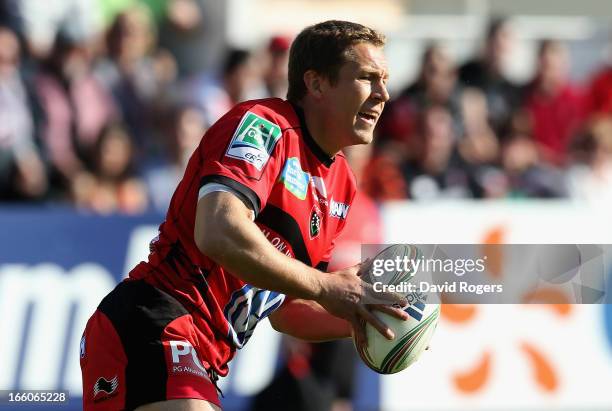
[194,190,407,346]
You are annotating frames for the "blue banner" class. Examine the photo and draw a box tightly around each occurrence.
[0,207,378,411]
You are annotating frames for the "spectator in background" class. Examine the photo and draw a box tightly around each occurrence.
[586,44,612,117]
[16,0,104,58]
[500,130,567,198]
[459,17,520,137]
[98,0,168,27]
[0,1,23,39]
[369,43,464,201]
[457,88,504,198]
[376,42,462,148]
[401,43,462,126]
[146,104,207,211]
[72,122,148,214]
[458,88,499,165]
[262,35,292,98]
[96,5,178,161]
[159,0,226,78]
[402,105,480,200]
[361,149,408,201]
[0,26,48,200]
[368,88,502,201]
[521,39,586,166]
[188,47,261,125]
[567,118,612,203]
[35,30,116,198]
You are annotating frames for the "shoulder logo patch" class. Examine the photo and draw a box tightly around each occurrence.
[280,157,310,200]
[226,111,282,170]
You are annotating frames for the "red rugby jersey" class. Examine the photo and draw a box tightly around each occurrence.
[129,98,356,376]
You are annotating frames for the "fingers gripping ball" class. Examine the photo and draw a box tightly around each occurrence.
[354,244,440,374]
[354,303,439,374]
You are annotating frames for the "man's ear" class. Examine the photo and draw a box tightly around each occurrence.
[303,70,326,99]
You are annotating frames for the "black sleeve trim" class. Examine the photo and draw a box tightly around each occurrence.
[257,205,312,266]
[200,175,262,217]
[315,261,329,272]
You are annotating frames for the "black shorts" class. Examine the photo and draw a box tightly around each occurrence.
[80,279,220,410]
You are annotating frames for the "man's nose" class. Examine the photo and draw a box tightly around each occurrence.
[372,80,390,103]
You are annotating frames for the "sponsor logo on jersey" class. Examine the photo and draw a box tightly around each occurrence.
[280,157,310,200]
[261,227,295,258]
[329,199,349,219]
[226,111,282,170]
[309,204,322,239]
[310,176,328,207]
[167,340,210,379]
[311,176,327,198]
[224,285,286,348]
[93,376,118,398]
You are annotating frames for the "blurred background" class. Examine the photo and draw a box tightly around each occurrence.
[0,0,611,410]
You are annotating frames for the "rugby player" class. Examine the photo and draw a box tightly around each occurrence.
[80,20,407,411]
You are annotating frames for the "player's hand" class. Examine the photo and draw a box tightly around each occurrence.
[349,303,412,349]
[316,263,408,347]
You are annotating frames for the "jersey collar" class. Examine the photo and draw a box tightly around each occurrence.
[291,103,335,167]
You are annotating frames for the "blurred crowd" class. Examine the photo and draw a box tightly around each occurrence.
[1,3,612,213]
[0,0,287,213]
[370,19,612,204]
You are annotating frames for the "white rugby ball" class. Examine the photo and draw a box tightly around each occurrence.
[360,244,423,285]
[355,302,440,374]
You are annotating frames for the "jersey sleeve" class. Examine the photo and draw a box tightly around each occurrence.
[198,103,287,216]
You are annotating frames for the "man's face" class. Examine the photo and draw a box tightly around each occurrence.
[319,43,389,148]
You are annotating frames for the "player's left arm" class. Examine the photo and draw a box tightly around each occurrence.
[269,295,407,342]
[270,183,358,342]
[272,180,407,343]
[268,298,352,341]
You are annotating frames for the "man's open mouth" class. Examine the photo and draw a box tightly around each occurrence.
[358,112,378,123]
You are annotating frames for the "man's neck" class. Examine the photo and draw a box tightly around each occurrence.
[299,99,339,157]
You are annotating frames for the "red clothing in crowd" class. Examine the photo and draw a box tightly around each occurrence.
[361,155,407,201]
[587,67,612,115]
[523,83,586,165]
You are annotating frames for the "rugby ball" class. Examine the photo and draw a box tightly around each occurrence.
[355,244,439,374]
[355,302,440,374]
[360,244,423,286]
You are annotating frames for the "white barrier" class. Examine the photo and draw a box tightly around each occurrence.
[378,201,612,411]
